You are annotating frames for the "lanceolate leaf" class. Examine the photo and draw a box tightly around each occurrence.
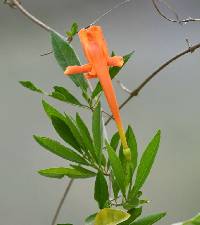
[76,113,97,162]
[94,208,130,225]
[92,51,134,98]
[127,126,138,175]
[92,103,103,163]
[185,213,200,224]
[172,213,200,225]
[64,113,85,149]
[42,100,65,121]
[70,165,96,176]
[94,171,109,209]
[129,212,166,225]
[130,130,161,199]
[112,172,120,200]
[51,32,88,91]
[42,100,87,154]
[110,132,120,150]
[106,143,126,197]
[50,86,83,106]
[19,81,43,93]
[38,167,96,179]
[51,116,81,151]
[64,114,93,162]
[107,132,120,170]
[33,136,89,165]
[57,224,73,225]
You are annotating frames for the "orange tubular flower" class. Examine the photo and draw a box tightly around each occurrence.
[64,25,131,160]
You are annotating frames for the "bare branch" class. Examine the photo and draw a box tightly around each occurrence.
[105,42,200,125]
[152,0,200,24]
[40,50,53,57]
[4,0,62,35]
[51,179,74,225]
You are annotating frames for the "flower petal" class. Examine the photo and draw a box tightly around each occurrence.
[64,64,92,75]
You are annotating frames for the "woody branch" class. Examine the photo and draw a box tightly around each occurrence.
[105,41,200,125]
[152,0,200,24]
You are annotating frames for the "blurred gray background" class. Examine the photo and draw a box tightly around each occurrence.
[1,0,200,224]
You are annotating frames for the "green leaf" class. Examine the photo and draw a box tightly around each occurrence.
[184,213,200,225]
[85,213,97,225]
[50,86,83,106]
[57,224,73,225]
[110,132,120,150]
[34,136,89,165]
[112,172,120,200]
[94,208,130,225]
[123,200,139,211]
[94,171,109,209]
[51,116,81,151]
[19,81,43,93]
[63,114,95,163]
[92,103,103,163]
[106,143,126,197]
[92,51,134,98]
[64,113,88,152]
[119,207,142,225]
[130,212,166,225]
[70,22,78,36]
[76,113,97,162]
[51,32,88,91]
[107,132,120,170]
[70,165,96,176]
[129,130,161,200]
[173,213,200,225]
[42,101,88,155]
[42,100,65,121]
[42,100,89,157]
[127,126,138,176]
[38,167,95,179]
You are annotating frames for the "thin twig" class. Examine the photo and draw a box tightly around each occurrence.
[152,0,200,24]
[51,179,74,225]
[116,79,131,94]
[82,104,112,120]
[40,50,53,57]
[105,42,200,125]
[102,110,113,119]
[40,38,73,57]
[89,0,133,26]
[4,0,61,35]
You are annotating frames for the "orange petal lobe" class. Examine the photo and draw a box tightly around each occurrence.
[108,56,124,67]
[64,64,92,75]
